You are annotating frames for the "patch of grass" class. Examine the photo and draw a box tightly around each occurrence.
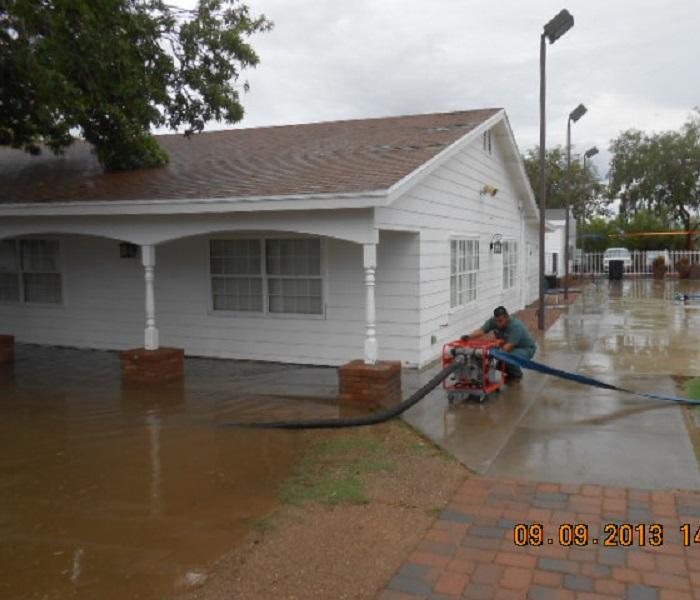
[309,435,383,458]
[279,432,396,507]
[245,514,277,532]
[407,436,455,463]
[399,419,456,463]
[688,378,700,401]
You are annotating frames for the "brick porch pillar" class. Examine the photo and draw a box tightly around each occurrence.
[0,335,14,365]
[338,360,402,411]
[121,347,184,385]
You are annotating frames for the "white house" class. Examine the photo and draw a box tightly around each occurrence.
[0,108,540,368]
[544,208,577,277]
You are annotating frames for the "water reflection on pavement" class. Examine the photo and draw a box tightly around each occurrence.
[403,279,700,489]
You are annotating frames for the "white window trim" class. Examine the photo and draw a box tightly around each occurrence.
[502,239,518,291]
[206,233,327,320]
[0,237,66,308]
[482,130,492,155]
[448,236,479,314]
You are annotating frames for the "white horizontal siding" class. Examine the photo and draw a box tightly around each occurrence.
[0,230,420,366]
[377,121,539,367]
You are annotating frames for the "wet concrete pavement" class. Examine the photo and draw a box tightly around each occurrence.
[403,278,700,490]
[0,346,339,600]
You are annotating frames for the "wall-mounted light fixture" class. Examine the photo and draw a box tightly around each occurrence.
[119,242,139,259]
[490,234,503,254]
[480,185,499,198]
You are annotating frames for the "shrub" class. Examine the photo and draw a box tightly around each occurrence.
[676,255,692,279]
[652,255,667,279]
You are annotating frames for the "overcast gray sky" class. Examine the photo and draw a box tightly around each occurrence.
[176,0,699,178]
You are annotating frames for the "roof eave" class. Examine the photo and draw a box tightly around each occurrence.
[0,188,389,216]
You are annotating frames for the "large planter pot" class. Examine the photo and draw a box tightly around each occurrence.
[676,257,692,279]
[651,257,667,279]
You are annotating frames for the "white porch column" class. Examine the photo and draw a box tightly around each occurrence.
[141,245,159,350]
[363,243,378,365]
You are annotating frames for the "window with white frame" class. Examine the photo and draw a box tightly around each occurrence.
[210,237,323,315]
[0,239,62,304]
[502,240,518,290]
[450,238,479,308]
[482,130,492,155]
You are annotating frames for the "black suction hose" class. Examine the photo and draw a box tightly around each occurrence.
[222,357,464,430]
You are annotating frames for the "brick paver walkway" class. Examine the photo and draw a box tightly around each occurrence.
[379,477,700,600]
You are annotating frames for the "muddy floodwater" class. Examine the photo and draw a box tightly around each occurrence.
[0,348,339,599]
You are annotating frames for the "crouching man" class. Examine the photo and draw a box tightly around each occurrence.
[463,306,537,382]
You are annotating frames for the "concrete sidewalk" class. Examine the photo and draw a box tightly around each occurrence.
[379,476,700,600]
[402,279,700,490]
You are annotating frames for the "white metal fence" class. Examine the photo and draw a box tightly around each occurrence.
[575,250,700,276]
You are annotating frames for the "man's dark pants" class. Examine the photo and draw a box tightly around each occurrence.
[504,346,537,379]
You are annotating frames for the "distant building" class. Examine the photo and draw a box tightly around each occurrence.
[545,208,577,277]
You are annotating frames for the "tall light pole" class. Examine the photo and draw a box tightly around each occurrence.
[564,103,587,299]
[538,9,574,331]
[579,146,599,253]
[583,146,599,170]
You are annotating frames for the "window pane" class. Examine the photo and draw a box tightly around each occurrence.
[309,297,322,314]
[283,296,296,313]
[21,240,59,272]
[267,276,322,314]
[308,253,321,274]
[210,239,260,275]
[23,273,61,304]
[210,276,262,312]
[269,296,284,312]
[267,238,321,276]
[502,241,517,289]
[450,239,480,307]
[309,279,322,296]
[0,273,20,302]
[0,240,17,272]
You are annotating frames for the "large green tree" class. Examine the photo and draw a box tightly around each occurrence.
[0,0,271,170]
[608,110,700,249]
[522,146,608,222]
[578,217,619,252]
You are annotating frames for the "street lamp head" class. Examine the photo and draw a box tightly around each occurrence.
[569,103,587,123]
[584,146,599,159]
[543,9,574,44]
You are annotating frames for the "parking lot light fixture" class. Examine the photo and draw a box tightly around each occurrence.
[538,8,575,331]
[565,103,587,300]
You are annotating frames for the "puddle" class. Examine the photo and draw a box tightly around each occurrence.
[0,347,339,599]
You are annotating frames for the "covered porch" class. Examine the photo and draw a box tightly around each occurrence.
[0,209,419,404]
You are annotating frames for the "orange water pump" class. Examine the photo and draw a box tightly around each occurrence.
[441,338,507,403]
